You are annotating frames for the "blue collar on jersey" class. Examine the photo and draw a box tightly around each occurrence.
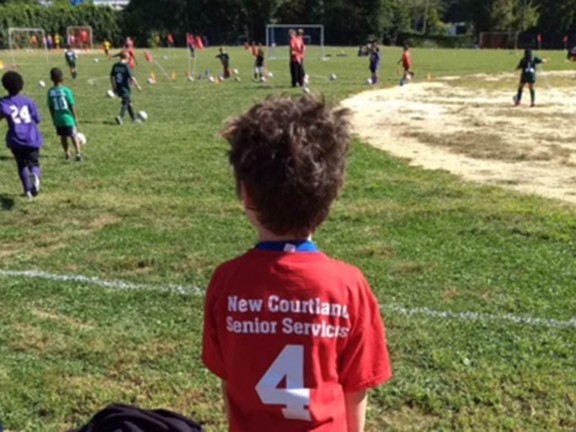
[254,240,320,252]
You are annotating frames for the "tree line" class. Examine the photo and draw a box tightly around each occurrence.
[0,0,575,48]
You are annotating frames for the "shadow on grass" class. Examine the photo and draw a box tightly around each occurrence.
[0,155,12,161]
[0,196,15,210]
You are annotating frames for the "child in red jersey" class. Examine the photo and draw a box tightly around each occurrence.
[202,95,391,432]
[397,44,415,85]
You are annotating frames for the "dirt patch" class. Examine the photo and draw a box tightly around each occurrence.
[342,72,576,204]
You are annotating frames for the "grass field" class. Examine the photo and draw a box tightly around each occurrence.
[0,46,575,431]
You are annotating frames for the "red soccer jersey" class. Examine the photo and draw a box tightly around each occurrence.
[290,36,300,63]
[402,51,411,69]
[202,248,391,432]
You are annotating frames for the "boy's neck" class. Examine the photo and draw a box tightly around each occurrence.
[256,228,312,243]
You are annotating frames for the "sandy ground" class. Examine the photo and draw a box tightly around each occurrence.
[342,72,576,205]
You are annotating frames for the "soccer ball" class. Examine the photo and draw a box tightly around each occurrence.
[267,71,274,78]
[107,89,115,98]
[188,76,194,82]
[138,111,148,121]
[233,68,239,75]
[329,73,337,81]
[76,132,87,145]
[94,58,99,63]
[405,74,412,82]
[38,80,46,88]
[147,77,155,85]
[208,76,215,82]
[366,78,373,85]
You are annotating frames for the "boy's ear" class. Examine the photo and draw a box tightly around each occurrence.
[240,182,256,210]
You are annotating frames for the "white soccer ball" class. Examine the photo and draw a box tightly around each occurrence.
[233,68,239,75]
[329,73,337,81]
[94,58,99,63]
[38,80,46,88]
[208,76,215,82]
[138,111,148,121]
[188,76,194,81]
[267,71,274,78]
[366,78,373,85]
[107,89,115,98]
[405,74,412,82]
[147,77,155,85]
[76,132,87,145]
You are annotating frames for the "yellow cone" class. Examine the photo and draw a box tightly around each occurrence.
[171,72,176,80]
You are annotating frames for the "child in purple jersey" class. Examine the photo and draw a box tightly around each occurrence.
[369,41,380,85]
[0,71,43,198]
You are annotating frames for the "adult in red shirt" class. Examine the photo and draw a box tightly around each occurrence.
[289,29,301,87]
[203,95,392,432]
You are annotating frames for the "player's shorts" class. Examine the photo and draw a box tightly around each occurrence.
[369,64,379,74]
[254,66,264,75]
[11,147,40,170]
[66,61,76,68]
[520,74,536,84]
[56,126,77,137]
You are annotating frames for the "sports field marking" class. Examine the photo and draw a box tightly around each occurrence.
[1,269,574,330]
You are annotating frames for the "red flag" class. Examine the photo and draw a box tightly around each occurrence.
[144,50,152,62]
[195,36,204,50]
[537,34,542,43]
[167,34,174,44]
[563,35,568,43]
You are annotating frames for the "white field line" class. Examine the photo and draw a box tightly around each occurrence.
[1,269,574,330]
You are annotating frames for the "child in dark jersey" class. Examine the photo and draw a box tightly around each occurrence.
[0,71,43,199]
[369,41,381,84]
[514,48,549,107]
[202,95,391,432]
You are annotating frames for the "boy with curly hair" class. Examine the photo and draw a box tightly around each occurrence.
[202,95,391,432]
[0,71,43,198]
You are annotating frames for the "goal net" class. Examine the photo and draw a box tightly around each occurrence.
[479,32,519,49]
[266,24,325,60]
[66,26,93,50]
[8,28,48,64]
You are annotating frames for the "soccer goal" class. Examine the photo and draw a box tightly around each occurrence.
[8,27,48,64]
[479,32,519,49]
[66,26,93,50]
[266,24,325,60]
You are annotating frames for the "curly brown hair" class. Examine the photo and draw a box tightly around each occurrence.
[222,95,351,237]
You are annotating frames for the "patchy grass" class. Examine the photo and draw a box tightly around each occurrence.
[0,47,574,431]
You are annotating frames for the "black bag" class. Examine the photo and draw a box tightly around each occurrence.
[69,403,204,432]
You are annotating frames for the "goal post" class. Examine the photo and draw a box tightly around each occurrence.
[66,26,93,50]
[479,31,519,49]
[266,24,325,60]
[8,27,48,64]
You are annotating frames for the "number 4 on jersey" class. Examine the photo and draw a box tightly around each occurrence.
[255,344,312,421]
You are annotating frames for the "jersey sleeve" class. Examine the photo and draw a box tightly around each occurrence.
[338,276,391,392]
[202,269,228,380]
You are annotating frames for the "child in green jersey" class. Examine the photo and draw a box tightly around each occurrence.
[110,50,142,125]
[514,48,549,107]
[47,67,82,161]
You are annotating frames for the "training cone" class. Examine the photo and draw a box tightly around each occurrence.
[427,73,432,80]
[171,72,176,80]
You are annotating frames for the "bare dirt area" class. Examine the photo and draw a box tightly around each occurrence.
[342,71,576,204]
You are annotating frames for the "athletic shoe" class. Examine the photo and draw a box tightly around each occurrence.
[31,173,40,197]
[132,118,142,124]
[530,103,536,107]
[115,116,123,125]
[76,153,83,161]
[24,191,33,200]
